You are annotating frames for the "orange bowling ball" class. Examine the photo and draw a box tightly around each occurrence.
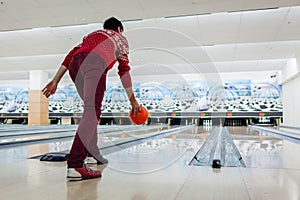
[129,105,149,125]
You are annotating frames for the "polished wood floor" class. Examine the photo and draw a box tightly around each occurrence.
[0,125,299,200]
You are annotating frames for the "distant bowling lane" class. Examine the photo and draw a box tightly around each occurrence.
[228,126,300,169]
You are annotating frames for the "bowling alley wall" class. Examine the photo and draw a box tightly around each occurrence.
[0,78,282,114]
[281,74,300,127]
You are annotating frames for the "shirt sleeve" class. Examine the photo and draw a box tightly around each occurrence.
[117,54,132,88]
[61,44,81,68]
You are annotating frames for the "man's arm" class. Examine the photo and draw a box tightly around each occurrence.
[124,87,140,115]
[117,56,140,115]
[42,44,80,98]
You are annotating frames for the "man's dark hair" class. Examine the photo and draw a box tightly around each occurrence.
[103,17,123,32]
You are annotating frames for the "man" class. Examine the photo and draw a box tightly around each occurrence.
[42,17,140,180]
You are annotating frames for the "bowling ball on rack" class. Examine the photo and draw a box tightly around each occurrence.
[129,105,149,125]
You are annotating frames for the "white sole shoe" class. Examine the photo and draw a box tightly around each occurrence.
[85,156,108,165]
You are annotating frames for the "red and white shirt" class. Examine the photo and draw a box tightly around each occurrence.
[62,29,132,88]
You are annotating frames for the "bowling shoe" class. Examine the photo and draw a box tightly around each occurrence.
[67,164,101,181]
[85,156,108,165]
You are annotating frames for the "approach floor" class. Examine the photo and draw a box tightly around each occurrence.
[0,124,299,200]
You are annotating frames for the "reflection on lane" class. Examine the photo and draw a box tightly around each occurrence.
[0,125,183,164]
[189,126,300,169]
[1,125,300,171]
[231,126,300,169]
[0,125,164,147]
[235,137,283,168]
[190,126,246,167]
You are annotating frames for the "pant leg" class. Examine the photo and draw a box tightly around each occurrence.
[87,69,107,160]
[67,54,88,168]
[67,53,107,168]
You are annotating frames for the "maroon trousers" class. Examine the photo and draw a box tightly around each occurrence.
[67,52,107,168]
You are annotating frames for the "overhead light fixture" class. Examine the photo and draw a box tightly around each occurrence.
[165,13,212,19]
[122,19,143,22]
[227,7,279,13]
[202,44,215,47]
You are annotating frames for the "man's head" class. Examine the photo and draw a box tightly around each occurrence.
[103,17,123,33]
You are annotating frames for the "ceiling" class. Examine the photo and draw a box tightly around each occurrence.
[0,0,300,83]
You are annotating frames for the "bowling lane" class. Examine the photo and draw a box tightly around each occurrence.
[101,126,207,174]
[0,142,72,165]
[0,125,163,148]
[228,126,300,169]
[0,125,138,164]
[275,126,300,138]
[0,125,184,164]
[3,124,299,171]
[0,131,74,146]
